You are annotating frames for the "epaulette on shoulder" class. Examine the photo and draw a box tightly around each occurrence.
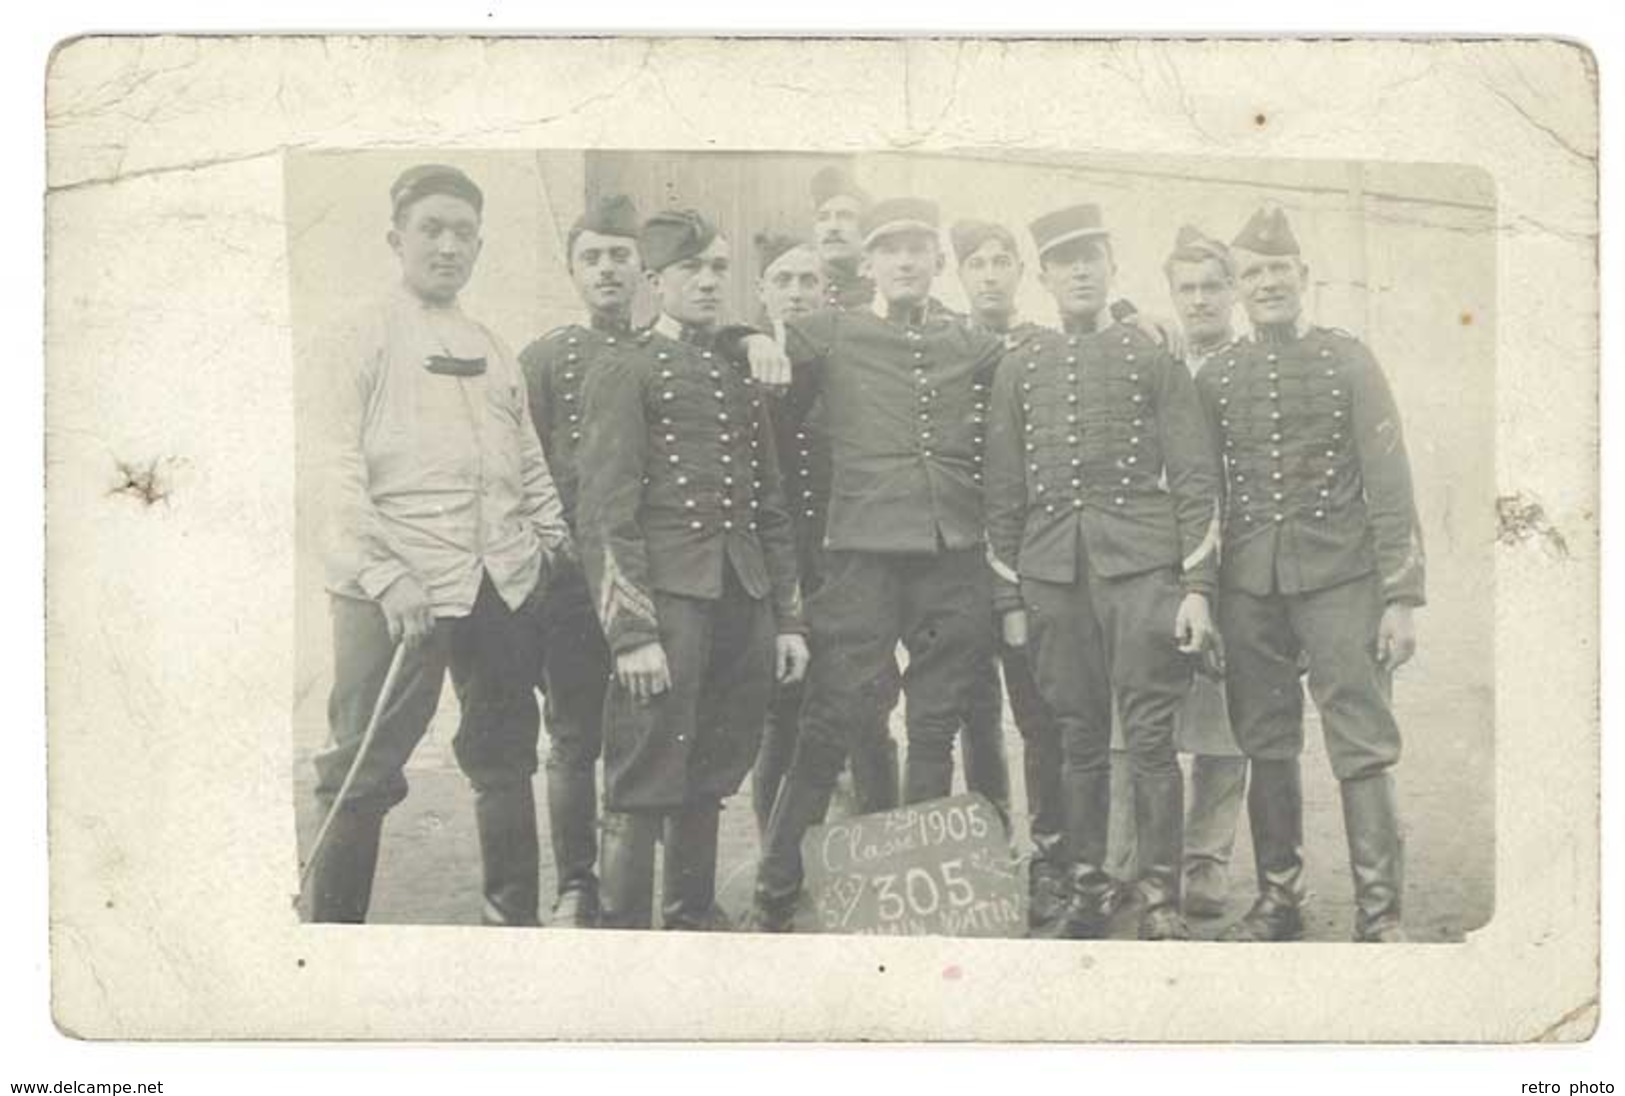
[1003,322,1048,351]
[539,322,586,344]
[1315,325,1359,342]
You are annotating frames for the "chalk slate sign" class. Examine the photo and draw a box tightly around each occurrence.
[797,793,1027,937]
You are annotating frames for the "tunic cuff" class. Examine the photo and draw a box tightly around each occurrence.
[358,559,413,602]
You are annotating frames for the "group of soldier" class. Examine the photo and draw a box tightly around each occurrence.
[303,159,1425,944]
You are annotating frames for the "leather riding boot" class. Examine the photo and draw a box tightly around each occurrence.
[1220,758,1307,942]
[662,801,730,931]
[1341,771,1407,943]
[598,809,660,930]
[1134,769,1189,941]
[473,782,541,927]
[305,804,386,923]
[545,763,600,927]
[1027,829,1070,937]
[1184,755,1248,918]
[1059,767,1114,939]
[749,774,836,932]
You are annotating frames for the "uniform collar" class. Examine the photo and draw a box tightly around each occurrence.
[870,294,931,328]
[968,310,1019,336]
[1250,311,1314,345]
[588,310,632,335]
[652,312,716,348]
[1186,329,1236,372]
[1061,310,1108,337]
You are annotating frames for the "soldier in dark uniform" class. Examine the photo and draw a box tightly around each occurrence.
[1105,226,1254,919]
[516,194,643,927]
[1201,206,1423,944]
[949,218,1060,928]
[804,167,905,812]
[984,203,1222,941]
[811,164,876,311]
[308,164,571,925]
[748,197,1005,930]
[576,209,809,931]
[750,233,827,838]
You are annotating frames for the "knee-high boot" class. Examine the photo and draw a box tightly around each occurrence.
[1133,768,1189,940]
[473,782,541,927]
[663,801,729,931]
[1058,768,1115,940]
[1220,758,1306,942]
[598,809,660,930]
[545,763,600,927]
[1341,770,1407,943]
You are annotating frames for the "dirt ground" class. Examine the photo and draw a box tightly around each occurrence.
[293,668,1492,942]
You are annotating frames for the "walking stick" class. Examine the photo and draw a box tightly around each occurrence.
[295,640,408,912]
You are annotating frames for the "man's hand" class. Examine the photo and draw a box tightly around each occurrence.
[776,633,811,685]
[1001,608,1029,649]
[378,574,435,652]
[616,641,671,702]
[1376,603,1418,671]
[743,333,792,387]
[1174,590,1216,657]
[1131,311,1188,362]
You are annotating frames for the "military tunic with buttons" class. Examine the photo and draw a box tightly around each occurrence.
[576,323,805,811]
[518,318,627,897]
[1197,324,1424,780]
[772,304,1003,800]
[984,320,1221,873]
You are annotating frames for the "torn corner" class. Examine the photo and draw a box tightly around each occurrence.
[1494,492,1570,558]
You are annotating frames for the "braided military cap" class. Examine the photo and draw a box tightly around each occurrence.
[1232,204,1301,256]
[950,219,1019,264]
[390,163,484,220]
[641,208,719,272]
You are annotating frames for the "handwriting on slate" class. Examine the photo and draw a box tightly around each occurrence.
[800,794,1026,938]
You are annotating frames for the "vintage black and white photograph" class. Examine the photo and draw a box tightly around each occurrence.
[287,148,1495,944]
[43,35,1597,1043]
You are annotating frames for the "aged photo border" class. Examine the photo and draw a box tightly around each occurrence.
[43,35,1598,1041]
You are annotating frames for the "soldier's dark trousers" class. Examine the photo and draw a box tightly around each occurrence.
[535,565,610,919]
[961,653,1013,827]
[309,577,542,925]
[753,668,902,838]
[1024,562,1192,921]
[755,547,992,909]
[599,570,775,929]
[1218,573,1405,938]
[1001,640,1061,862]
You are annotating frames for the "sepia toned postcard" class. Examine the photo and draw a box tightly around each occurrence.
[43,34,1598,1041]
